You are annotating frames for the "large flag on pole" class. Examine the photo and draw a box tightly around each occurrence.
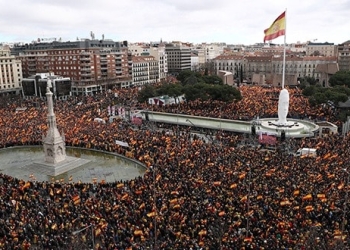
[264,11,286,43]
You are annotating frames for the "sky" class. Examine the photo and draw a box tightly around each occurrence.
[0,0,349,45]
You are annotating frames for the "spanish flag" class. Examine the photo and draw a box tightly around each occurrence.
[72,195,81,205]
[263,11,286,43]
[302,194,312,201]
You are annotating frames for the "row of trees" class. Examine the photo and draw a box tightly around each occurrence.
[300,71,350,106]
[302,85,350,106]
[138,71,241,103]
[299,71,350,121]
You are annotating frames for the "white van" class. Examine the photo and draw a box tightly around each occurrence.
[295,148,317,157]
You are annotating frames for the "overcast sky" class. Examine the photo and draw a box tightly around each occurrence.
[0,0,349,45]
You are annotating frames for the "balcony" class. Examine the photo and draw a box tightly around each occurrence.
[80,57,91,61]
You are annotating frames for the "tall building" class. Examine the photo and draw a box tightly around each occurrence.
[11,39,132,95]
[0,46,23,95]
[165,42,191,74]
[131,56,159,86]
[337,40,350,71]
[148,45,168,81]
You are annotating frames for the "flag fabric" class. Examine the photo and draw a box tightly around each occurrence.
[264,11,286,42]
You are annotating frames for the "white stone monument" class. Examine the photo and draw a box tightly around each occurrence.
[34,80,90,176]
[277,88,290,125]
[42,80,66,163]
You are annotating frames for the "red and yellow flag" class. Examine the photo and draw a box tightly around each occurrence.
[264,11,286,42]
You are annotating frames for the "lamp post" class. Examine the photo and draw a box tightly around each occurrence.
[72,224,94,250]
[186,119,195,127]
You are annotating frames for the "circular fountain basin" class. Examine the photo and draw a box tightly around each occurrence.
[0,146,146,183]
[256,118,319,138]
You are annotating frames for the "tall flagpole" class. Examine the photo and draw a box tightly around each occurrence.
[281,9,287,89]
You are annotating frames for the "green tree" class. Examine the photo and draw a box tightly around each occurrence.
[324,89,348,103]
[202,75,223,85]
[184,74,198,85]
[312,92,327,105]
[176,70,194,83]
[301,76,318,86]
[333,85,350,96]
[183,83,240,102]
[302,85,317,96]
[137,85,156,103]
[183,83,207,101]
[329,70,350,87]
[156,84,184,102]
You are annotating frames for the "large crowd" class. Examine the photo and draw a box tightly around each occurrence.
[0,85,349,249]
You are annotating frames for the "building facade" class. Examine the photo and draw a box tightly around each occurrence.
[214,54,338,86]
[0,46,23,95]
[131,56,159,86]
[148,45,168,81]
[306,42,336,56]
[337,40,350,71]
[165,43,191,74]
[11,39,132,95]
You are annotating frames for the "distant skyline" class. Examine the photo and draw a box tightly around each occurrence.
[0,0,349,45]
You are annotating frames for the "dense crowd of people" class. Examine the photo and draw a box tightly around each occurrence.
[0,85,349,249]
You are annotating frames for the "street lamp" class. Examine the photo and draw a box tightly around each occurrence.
[186,119,195,127]
[72,224,94,250]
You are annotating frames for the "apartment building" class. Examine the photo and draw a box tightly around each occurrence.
[0,46,22,95]
[337,40,350,71]
[306,42,336,56]
[131,56,159,86]
[193,43,226,65]
[148,45,168,81]
[11,39,132,95]
[128,44,150,56]
[165,43,191,74]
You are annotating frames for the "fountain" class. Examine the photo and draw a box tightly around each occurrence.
[0,81,146,182]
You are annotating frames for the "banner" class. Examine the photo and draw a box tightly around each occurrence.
[115,140,129,147]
